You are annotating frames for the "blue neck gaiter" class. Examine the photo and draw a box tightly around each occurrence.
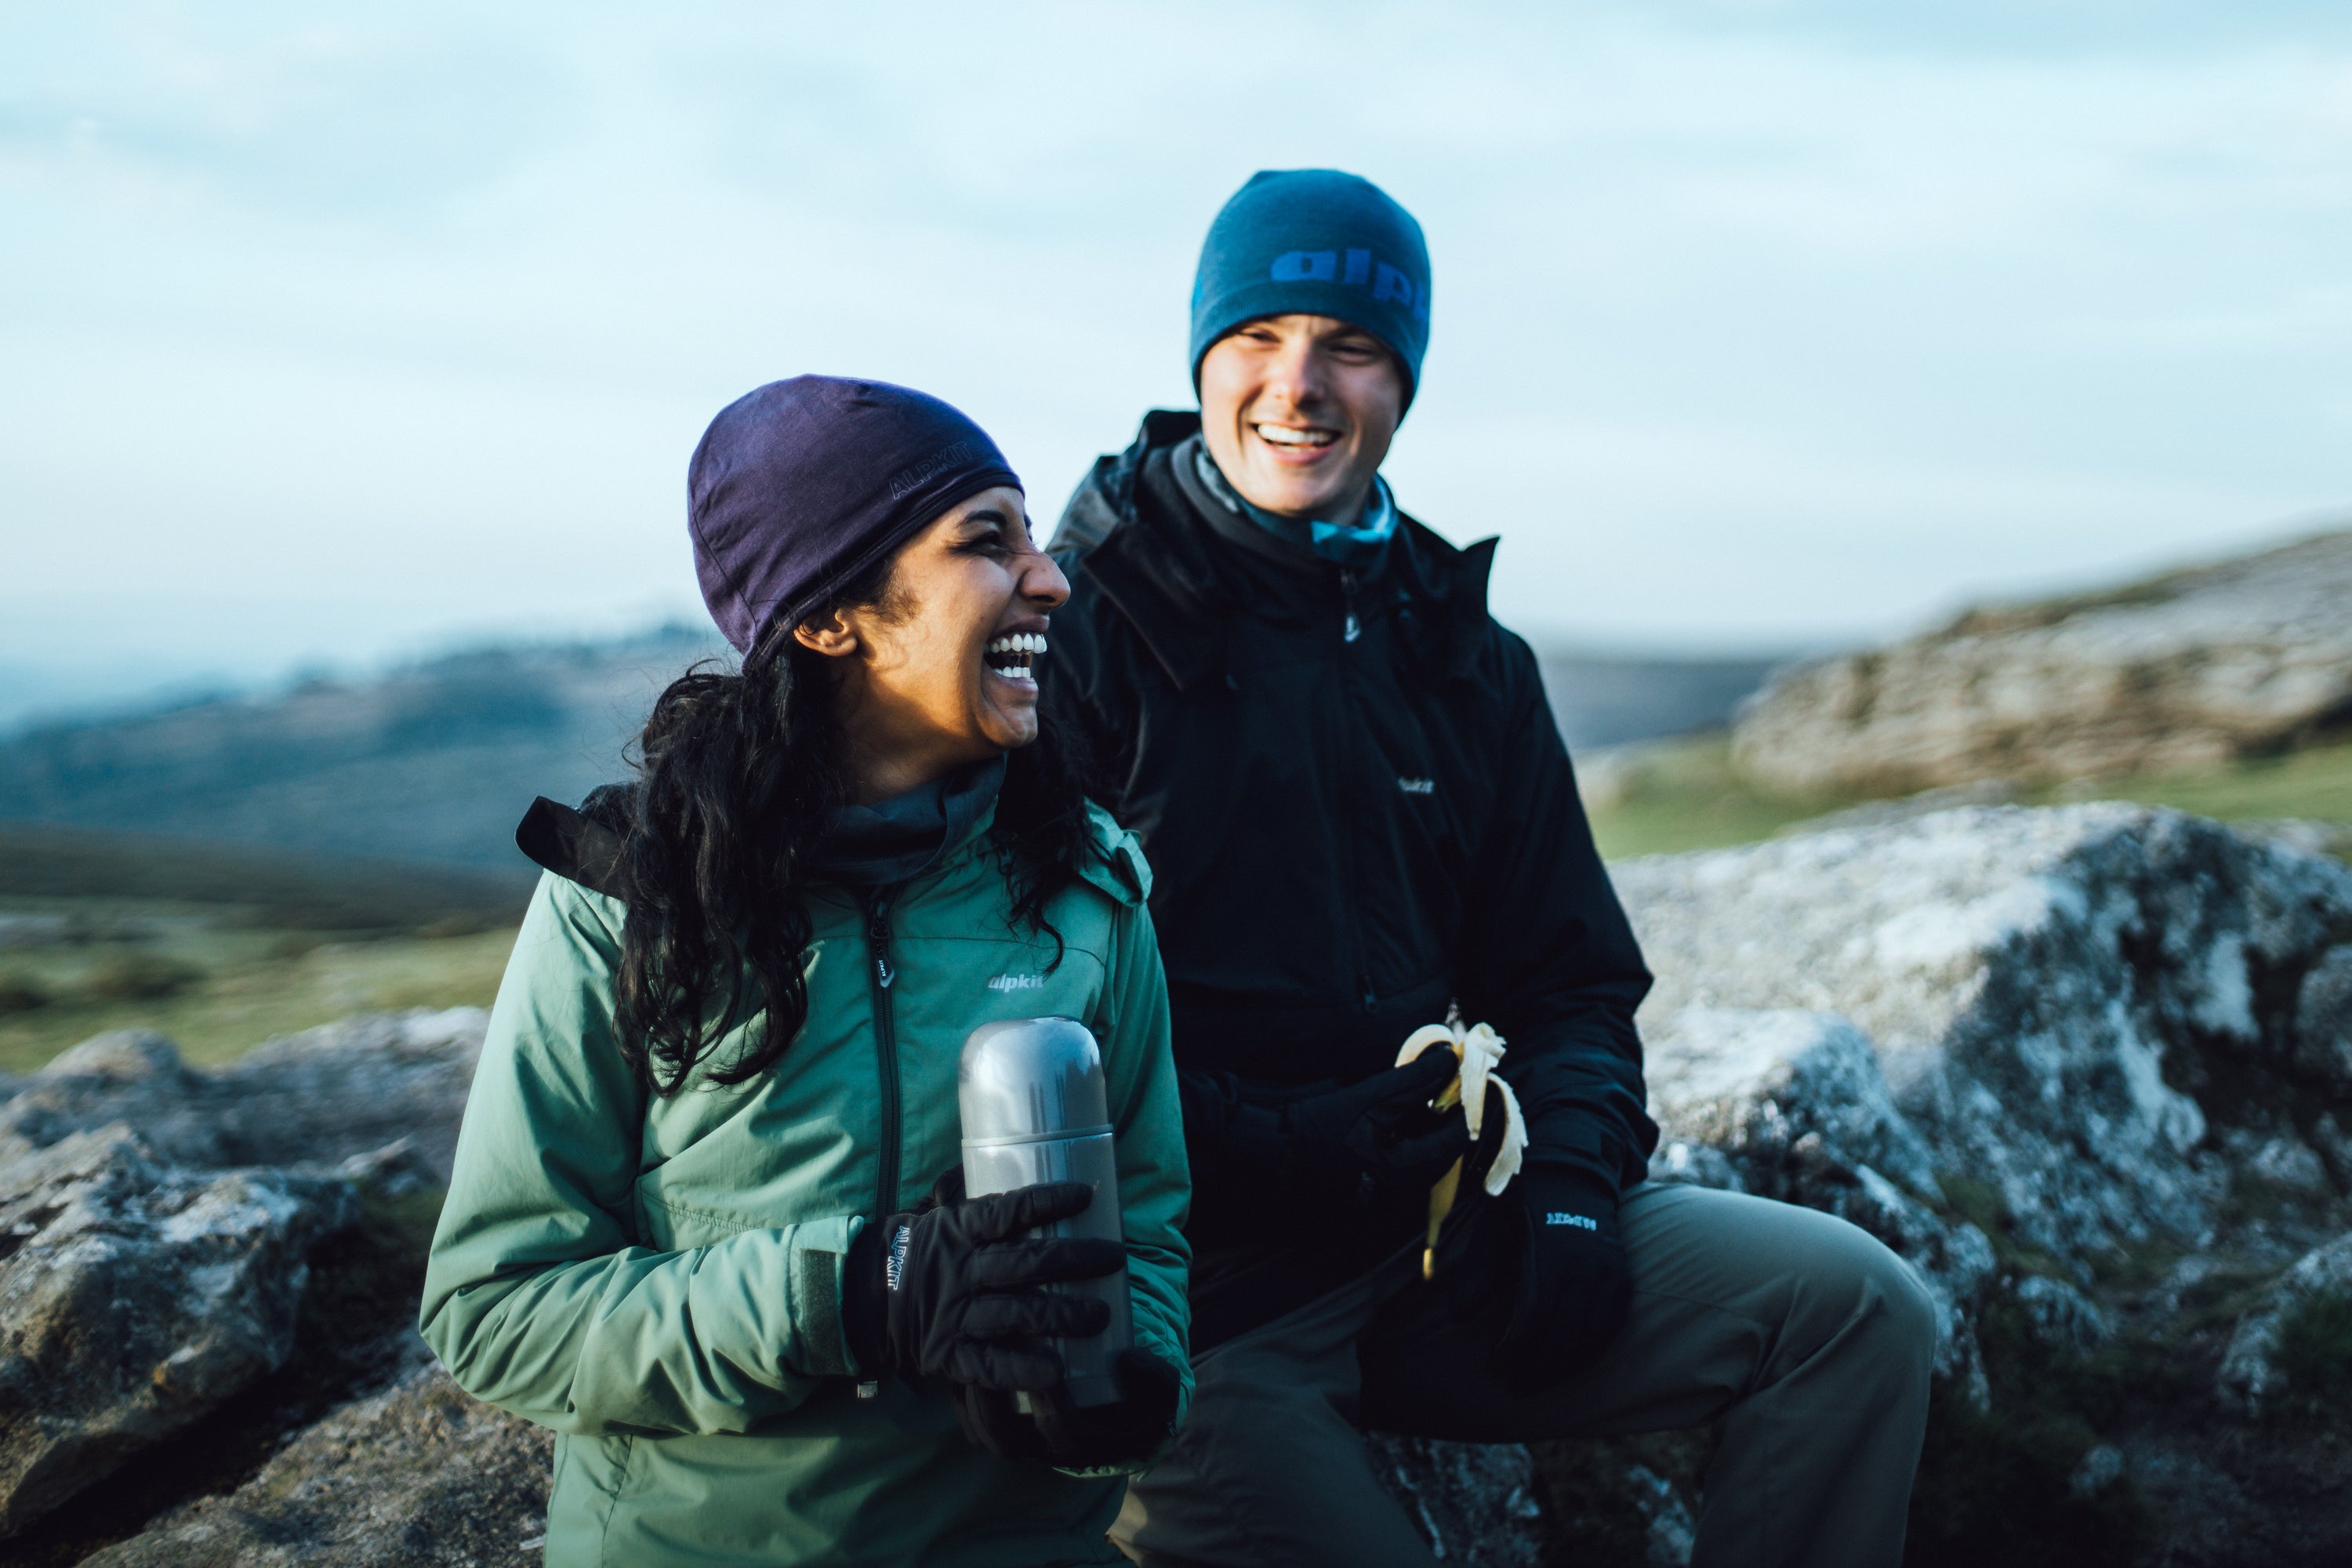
[1193,444,1400,573]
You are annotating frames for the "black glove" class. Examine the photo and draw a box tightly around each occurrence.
[1438,1161,1630,1392]
[1247,1051,1466,1214]
[844,1181,1125,1391]
[955,1346,1183,1471]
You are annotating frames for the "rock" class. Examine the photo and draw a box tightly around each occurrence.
[2297,946,2352,1091]
[83,1360,554,1567]
[1613,804,2352,1272]
[2071,1443,2128,1500]
[1781,780,2027,836]
[0,1008,488,1179]
[2216,1229,2352,1414]
[1639,1006,1998,1387]
[1643,1007,1943,1200]
[0,1009,486,1537]
[1731,528,2352,793]
[2015,1274,2111,1354]
[2237,819,2352,866]
[1366,1432,1548,1566]
[2249,1135,2335,1200]
[0,1126,356,1537]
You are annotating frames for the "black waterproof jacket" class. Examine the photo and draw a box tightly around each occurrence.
[1044,412,1658,1346]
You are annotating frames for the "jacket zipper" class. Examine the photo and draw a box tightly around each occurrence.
[1336,569,1375,1012]
[864,887,903,1221]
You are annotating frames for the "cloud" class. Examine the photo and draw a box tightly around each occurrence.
[0,0,2346,688]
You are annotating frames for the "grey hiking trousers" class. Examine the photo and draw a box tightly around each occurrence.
[1112,1183,1938,1568]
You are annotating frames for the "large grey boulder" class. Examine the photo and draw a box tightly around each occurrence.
[0,1127,355,1537]
[1731,528,2352,793]
[0,1009,487,1539]
[1613,804,2352,1273]
[0,1007,488,1178]
[83,1360,553,1567]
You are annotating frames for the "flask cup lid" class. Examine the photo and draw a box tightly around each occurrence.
[960,1018,1110,1148]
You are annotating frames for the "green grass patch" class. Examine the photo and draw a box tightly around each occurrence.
[1585,733,2352,862]
[0,920,517,1073]
[2071,740,2352,833]
[0,822,528,932]
[0,825,530,1073]
[1584,735,1846,859]
[1906,1378,2150,1568]
[2274,1290,2352,1421]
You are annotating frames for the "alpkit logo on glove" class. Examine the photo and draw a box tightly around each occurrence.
[1545,1212,1599,1231]
[885,1222,914,1291]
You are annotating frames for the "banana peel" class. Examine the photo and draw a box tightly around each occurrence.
[1396,1022,1526,1279]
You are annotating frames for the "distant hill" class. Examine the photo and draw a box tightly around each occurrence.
[0,627,724,873]
[0,626,1779,873]
[1537,652,1781,752]
[0,822,529,931]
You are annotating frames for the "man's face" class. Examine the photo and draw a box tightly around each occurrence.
[1197,314,1406,524]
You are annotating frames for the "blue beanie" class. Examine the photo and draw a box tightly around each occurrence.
[688,376,1021,654]
[1189,169,1432,404]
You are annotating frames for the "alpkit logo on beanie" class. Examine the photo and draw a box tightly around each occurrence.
[1269,249,1429,321]
[887,439,985,500]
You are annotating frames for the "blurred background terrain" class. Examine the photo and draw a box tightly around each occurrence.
[5,523,2347,1076]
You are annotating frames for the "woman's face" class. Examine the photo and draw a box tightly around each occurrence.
[796,485,1069,799]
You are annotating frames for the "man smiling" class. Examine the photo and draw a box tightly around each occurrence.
[1043,169,1939,1567]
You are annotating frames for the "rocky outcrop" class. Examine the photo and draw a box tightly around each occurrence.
[1616,804,2352,1272]
[0,1127,354,1537]
[1732,528,2352,793]
[15,804,2352,1563]
[0,1010,487,1178]
[0,1009,488,1544]
[83,1363,552,1568]
[2215,1230,2352,1416]
[1599,804,2352,1563]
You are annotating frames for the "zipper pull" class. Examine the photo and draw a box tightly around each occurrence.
[868,899,895,989]
[1341,569,1361,644]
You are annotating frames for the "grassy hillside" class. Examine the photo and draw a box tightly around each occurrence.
[0,825,528,1073]
[4,743,2342,1076]
[0,921,517,1073]
[1585,733,2352,861]
[0,626,717,872]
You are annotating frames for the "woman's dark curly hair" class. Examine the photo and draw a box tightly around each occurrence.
[584,561,1097,1095]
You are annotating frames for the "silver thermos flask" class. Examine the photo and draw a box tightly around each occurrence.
[958,1017,1132,1408]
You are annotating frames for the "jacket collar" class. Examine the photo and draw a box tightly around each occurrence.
[1058,411,1497,691]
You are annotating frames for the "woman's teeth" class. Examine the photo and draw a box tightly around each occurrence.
[1255,423,1337,448]
[985,631,1047,683]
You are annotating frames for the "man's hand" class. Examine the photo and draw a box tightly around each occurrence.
[845,1181,1125,1391]
[1275,1050,1466,1212]
[1439,1162,1631,1390]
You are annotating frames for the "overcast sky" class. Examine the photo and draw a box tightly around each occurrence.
[3,1,2347,725]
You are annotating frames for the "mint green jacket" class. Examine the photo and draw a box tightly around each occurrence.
[420,804,1191,1567]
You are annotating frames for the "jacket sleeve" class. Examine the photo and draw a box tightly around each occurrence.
[1454,630,1660,1192]
[1087,855,1195,1426]
[419,874,862,1436]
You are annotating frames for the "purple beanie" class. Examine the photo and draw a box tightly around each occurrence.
[688,376,1022,654]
